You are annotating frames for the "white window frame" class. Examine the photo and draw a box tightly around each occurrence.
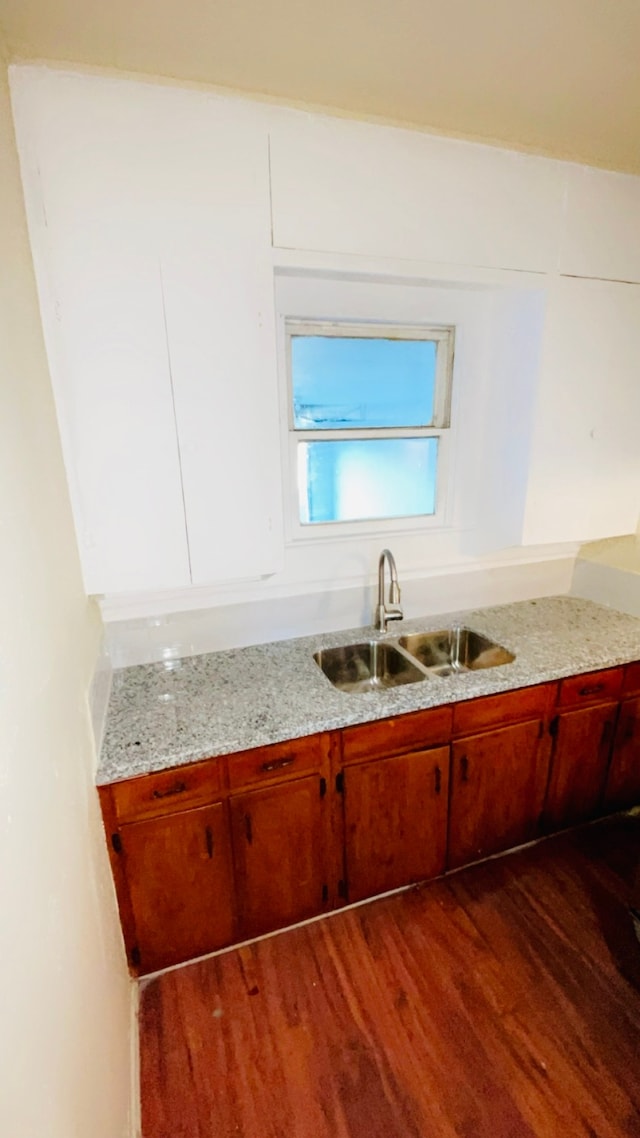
[282,317,455,541]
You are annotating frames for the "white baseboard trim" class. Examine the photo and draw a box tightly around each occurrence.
[129,981,140,1138]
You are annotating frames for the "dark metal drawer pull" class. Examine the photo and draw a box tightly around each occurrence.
[152,780,187,799]
[578,682,606,697]
[460,755,469,783]
[261,757,295,773]
[205,825,214,859]
[434,765,442,795]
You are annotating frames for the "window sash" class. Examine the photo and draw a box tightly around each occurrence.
[283,317,454,538]
[285,320,454,433]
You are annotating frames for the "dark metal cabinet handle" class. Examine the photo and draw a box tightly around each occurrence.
[205,825,214,859]
[152,780,187,799]
[434,765,442,795]
[579,682,606,697]
[245,814,253,845]
[261,756,295,773]
[460,755,469,783]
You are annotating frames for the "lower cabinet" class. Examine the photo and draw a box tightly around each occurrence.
[448,719,547,869]
[229,775,327,940]
[120,802,235,974]
[343,746,449,903]
[100,661,640,976]
[543,702,619,831]
[603,696,640,812]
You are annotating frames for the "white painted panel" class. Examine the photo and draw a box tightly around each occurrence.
[157,98,284,584]
[10,68,191,593]
[523,277,640,545]
[269,114,566,272]
[559,164,640,282]
[462,286,547,554]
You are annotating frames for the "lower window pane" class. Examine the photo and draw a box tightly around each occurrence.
[298,438,438,524]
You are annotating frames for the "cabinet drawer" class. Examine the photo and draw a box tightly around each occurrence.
[623,662,640,697]
[452,683,554,737]
[111,757,222,824]
[341,705,452,764]
[227,734,326,790]
[557,668,623,708]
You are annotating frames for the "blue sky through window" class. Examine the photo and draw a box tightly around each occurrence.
[291,336,437,429]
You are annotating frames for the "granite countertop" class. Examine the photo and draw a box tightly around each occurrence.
[97,595,640,785]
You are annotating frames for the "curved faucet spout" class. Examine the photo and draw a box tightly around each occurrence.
[375,549,404,632]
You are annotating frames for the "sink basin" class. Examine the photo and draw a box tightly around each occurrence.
[399,628,515,677]
[314,641,427,693]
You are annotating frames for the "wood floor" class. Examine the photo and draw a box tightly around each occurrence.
[140,814,640,1138]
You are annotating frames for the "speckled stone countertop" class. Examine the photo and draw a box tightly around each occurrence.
[97,596,640,785]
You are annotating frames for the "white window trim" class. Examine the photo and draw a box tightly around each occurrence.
[281,316,455,543]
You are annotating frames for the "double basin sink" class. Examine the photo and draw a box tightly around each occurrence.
[314,628,515,694]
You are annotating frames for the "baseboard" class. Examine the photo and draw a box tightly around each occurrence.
[129,981,140,1138]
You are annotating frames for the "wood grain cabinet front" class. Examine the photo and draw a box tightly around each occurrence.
[343,746,449,904]
[229,775,329,939]
[447,684,555,869]
[602,696,640,813]
[119,802,236,974]
[602,662,640,812]
[99,662,640,977]
[543,668,623,833]
[448,719,549,870]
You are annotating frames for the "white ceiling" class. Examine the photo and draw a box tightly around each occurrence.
[1,0,640,173]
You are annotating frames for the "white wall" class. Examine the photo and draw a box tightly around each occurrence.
[9,66,640,649]
[0,68,133,1138]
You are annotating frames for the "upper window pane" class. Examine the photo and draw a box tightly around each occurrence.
[291,335,437,429]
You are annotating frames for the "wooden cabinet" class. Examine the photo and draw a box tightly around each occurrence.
[229,775,328,939]
[604,663,640,812]
[119,803,235,974]
[343,746,449,903]
[100,733,332,974]
[603,697,640,812]
[543,667,623,832]
[543,702,618,830]
[447,684,554,870]
[99,663,640,977]
[448,719,548,869]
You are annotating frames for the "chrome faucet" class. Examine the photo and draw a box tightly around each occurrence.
[375,549,403,632]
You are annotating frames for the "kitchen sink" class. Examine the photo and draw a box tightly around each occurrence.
[398,627,515,677]
[314,641,427,693]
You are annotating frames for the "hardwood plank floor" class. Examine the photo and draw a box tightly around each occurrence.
[140,814,640,1138]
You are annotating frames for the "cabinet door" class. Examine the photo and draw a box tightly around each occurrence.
[121,802,235,974]
[603,697,640,812]
[230,776,326,940]
[344,746,449,904]
[449,719,545,869]
[543,702,618,832]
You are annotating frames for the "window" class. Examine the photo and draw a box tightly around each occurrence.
[286,320,454,530]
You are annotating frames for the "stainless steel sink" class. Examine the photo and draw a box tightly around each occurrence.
[314,641,427,693]
[398,627,515,677]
